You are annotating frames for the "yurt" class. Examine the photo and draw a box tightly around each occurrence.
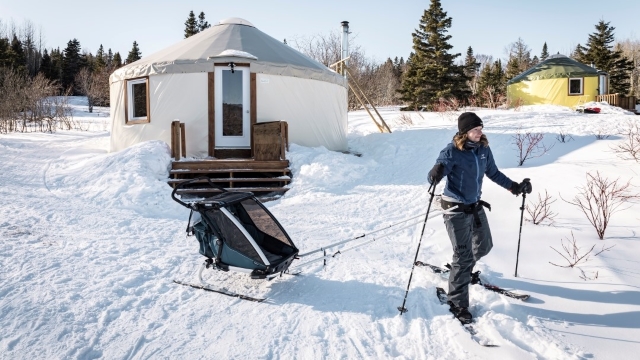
[109,18,348,158]
[507,54,608,108]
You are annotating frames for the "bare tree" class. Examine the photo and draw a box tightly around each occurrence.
[549,231,614,280]
[75,68,110,113]
[612,120,640,161]
[0,68,73,134]
[556,129,574,143]
[290,30,402,110]
[511,128,554,166]
[562,171,639,239]
[432,97,461,121]
[526,190,557,225]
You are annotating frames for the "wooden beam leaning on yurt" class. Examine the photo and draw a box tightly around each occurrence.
[329,58,391,134]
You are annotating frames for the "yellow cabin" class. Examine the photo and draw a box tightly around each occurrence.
[507,54,608,108]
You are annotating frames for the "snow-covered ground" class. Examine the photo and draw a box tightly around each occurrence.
[1,98,639,359]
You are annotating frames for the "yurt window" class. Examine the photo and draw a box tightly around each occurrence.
[125,77,150,124]
[568,78,583,95]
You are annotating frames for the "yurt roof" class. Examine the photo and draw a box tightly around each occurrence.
[507,54,605,85]
[110,18,345,86]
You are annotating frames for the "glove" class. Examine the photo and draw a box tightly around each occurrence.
[428,163,444,185]
[510,179,532,196]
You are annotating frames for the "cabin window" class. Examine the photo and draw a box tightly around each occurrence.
[125,77,150,124]
[568,78,583,95]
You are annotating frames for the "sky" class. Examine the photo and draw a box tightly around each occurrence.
[0,0,639,63]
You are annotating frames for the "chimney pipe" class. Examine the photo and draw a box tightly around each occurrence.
[341,21,349,78]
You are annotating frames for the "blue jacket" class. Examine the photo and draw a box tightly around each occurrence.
[430,141,513,204]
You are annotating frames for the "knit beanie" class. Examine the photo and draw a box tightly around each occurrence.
[457,112,483,135]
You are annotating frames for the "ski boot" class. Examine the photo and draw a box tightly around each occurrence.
[448,301,473,324]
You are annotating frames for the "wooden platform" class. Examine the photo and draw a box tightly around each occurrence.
[169,159,291,196]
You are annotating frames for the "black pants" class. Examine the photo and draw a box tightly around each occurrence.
[443,206,493,308]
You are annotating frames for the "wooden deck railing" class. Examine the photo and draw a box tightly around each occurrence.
[596,94,637,110]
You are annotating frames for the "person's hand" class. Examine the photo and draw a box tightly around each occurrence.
[510,178,532,195]
[428,163,444,185]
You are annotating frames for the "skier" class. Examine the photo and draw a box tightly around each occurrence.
[427,112,532,324]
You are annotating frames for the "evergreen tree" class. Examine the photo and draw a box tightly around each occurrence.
[61,38,84,93]
[50,47,64,82]
[464,46,480,95]
[476,59,506,107]
[572,43,587,62]
[113,52,123,67]
[392,56,404,79]
[609,43,635,95]
[531,55,539,66]
[95,44,106,70]
[580,21,635,94]
[0,37,11,68]
[540,42,549,61]
[9,34,28,73]
[106,48,114,68]
[197,12,210,32]
[39,49,55,80]
[398,0,470,109]
[184,11,198,38]
[126,41,141,64]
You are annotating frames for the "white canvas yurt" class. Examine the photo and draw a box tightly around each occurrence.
[109,18,348,158]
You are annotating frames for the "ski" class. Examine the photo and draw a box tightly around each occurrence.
[417,261,530,301]
[436,287,498,347]
[173,280,267,303]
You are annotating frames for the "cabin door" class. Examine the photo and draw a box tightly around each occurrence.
[214,65,251,148]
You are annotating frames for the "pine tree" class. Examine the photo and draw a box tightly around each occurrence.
[572,43,587,63]
[184,11,198,38]
[0,37,11,68]
[95,44,106,70]
[609,43,635,95]
[197,12,210,32]
[580,20,635,94]
[464,46,479,95]
[106,48,114,69]
[39,49,54,79]
[49,47,64,82]
[113,52,123,67]
[398,0,470,109]
[476,59,506,107]
[9,34,28,74]
[61,39,84,93]
[126,41,141,64]
[541,42,549,61]
[531,55,539,66]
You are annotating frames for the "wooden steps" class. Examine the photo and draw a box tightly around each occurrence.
[169,158,291,196]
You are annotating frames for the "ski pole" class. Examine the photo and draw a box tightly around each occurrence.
[398,182,436,315]
[514,179,530,277]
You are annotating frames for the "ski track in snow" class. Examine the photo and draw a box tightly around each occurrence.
[2,100,640,359]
